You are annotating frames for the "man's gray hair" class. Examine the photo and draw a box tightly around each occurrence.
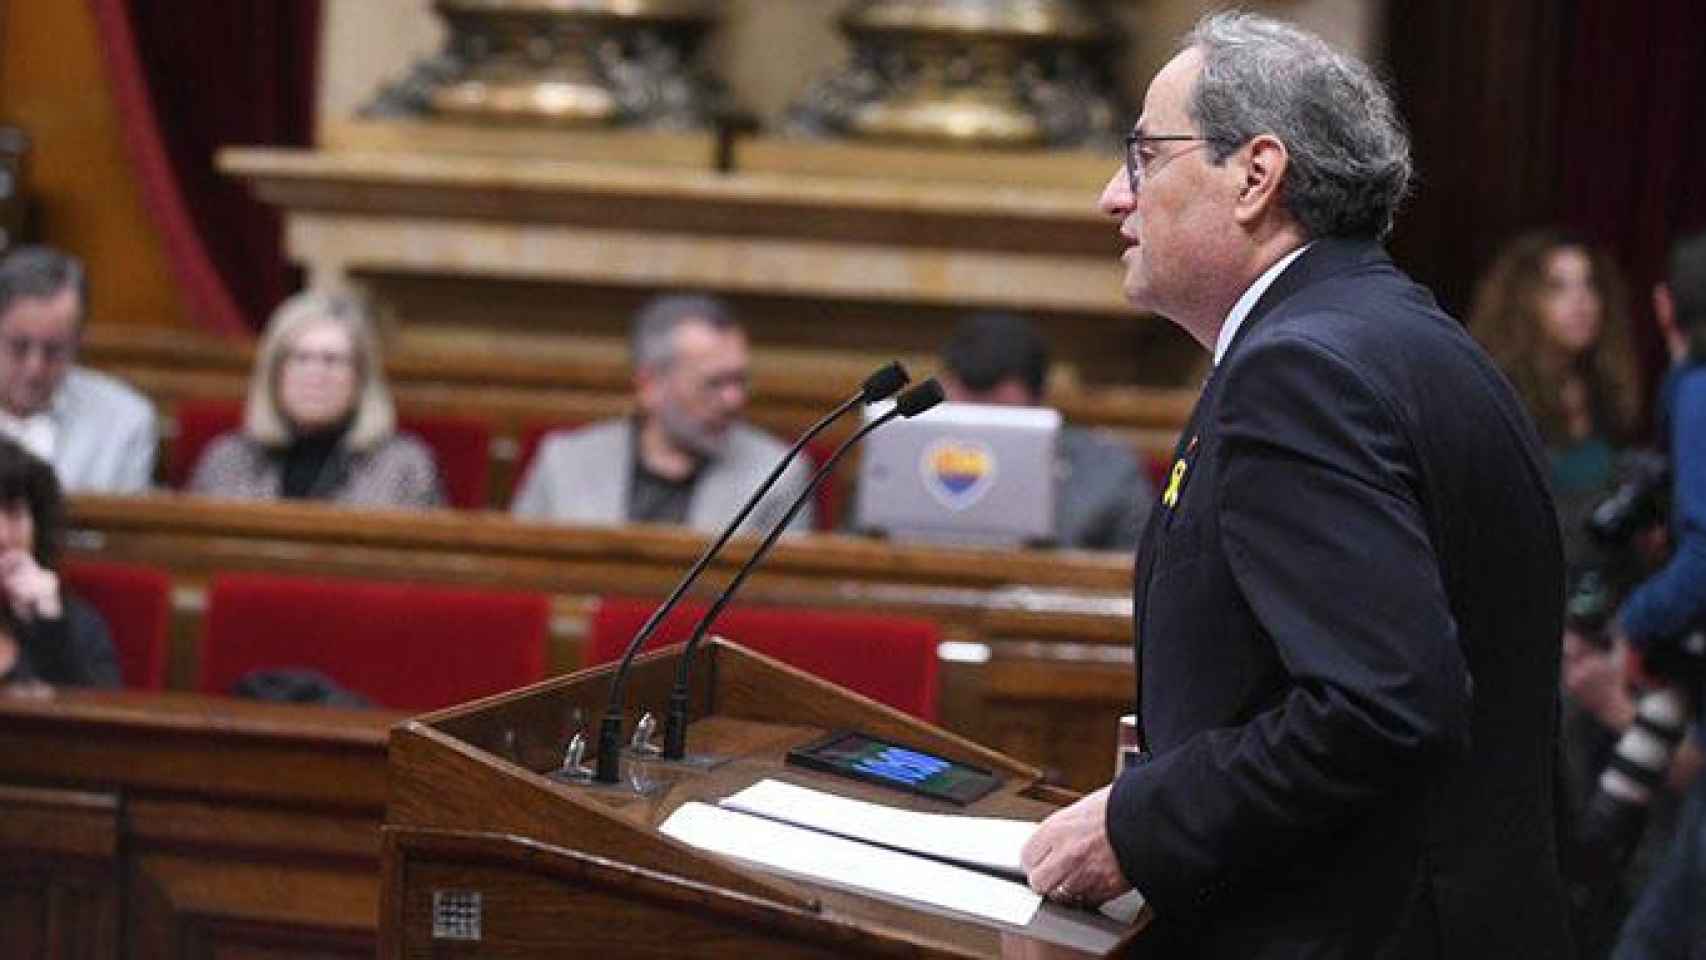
[1185,12,1412,240]
[0,245,88,323]
[630,294,738,372]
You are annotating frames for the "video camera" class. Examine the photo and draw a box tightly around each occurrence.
[1564,450,1700,933]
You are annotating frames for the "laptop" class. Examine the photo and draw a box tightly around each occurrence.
[852,401,1061,547]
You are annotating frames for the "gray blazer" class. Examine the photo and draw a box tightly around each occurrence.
[188,432,445,509]
[510,418,815,535]
[44,367,156,493]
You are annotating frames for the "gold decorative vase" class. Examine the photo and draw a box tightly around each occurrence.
[366,0,730,129]
[787,0,1123,149]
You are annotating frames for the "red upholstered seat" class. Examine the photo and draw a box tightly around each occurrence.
[170,398,243,488]
[1145,449,1172,494]
[396,413,490,510]
[200,573,550,710]
[801,439,842,532]
[587,596,940,720]
[61,560,172,690]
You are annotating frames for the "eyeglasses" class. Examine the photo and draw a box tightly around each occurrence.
[1,335,73,366]
[1124,132,1222,194]
[282,348,355,371]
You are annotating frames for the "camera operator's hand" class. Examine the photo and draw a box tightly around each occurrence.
[1563,629,1637,732]
[1654,282,1692,365]
[0,549,60,621]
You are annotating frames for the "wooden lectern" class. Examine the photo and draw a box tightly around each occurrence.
[382,638,1147,957]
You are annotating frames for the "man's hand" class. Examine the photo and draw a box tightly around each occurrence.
[0,550,60,621]
[1020,785,1130,907]
[1561,629,1635,731]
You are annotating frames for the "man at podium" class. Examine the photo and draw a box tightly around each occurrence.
[1021,13,1574,958]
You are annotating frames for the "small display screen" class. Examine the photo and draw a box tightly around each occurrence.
[786,730,1001,805]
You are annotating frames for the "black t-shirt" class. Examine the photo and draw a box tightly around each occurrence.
[627,455,700,525]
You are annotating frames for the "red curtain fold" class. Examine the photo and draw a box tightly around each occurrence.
[1389,0,1706,418]
[1556,0,1706,379]
[87,0,319,334]
[1384,1,1574,317]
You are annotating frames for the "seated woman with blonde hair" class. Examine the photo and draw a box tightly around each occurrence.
[189,292,444,508]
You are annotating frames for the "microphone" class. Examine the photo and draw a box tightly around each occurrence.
[590,361,910,783]
[659,378,946,760]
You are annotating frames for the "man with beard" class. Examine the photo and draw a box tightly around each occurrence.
[511,294,814,534]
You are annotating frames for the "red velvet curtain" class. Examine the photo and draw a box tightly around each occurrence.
[89,0,319,334]
[1388,0,1706,403]
[1555,0,1706,378]
[1384,1,1576,317]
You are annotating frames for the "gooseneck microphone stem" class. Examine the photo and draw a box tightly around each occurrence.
[662,379,945,760]
[592,362,909,784]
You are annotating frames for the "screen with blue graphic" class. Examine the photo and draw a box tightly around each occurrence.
[786,730,1001,805]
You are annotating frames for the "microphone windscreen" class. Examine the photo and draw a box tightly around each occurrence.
[895,378,946,417]
[861,361,910,402]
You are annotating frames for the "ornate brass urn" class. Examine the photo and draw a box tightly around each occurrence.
[787,0,1123,149]
[366,0,729,129]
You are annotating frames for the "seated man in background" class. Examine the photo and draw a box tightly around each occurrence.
[939,312,1152,550]
[0,245,155,492]
[512,294,814,534]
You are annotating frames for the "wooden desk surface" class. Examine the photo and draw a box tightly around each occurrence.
[0,688,402,958]
[66,493,1138,793]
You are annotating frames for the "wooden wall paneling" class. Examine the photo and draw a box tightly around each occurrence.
[127,854,375,960]
[0,691,398,959]
[0,785,121,960]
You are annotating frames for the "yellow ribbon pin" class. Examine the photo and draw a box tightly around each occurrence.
[1162,459,1188,508]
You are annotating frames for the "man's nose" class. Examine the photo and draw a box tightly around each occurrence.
[1098,166,1133,215]
[17,350,47,378]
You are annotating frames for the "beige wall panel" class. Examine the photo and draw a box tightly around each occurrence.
[317,0,444,144]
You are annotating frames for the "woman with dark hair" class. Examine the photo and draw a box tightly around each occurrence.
[1470,229,1644,564]
[0,437,119,691]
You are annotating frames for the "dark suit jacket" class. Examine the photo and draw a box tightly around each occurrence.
[1110,239,1574,958]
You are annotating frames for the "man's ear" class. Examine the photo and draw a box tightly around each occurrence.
[1232,134,1288,226]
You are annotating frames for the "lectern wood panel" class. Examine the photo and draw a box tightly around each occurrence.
[0,786,120,960]
[384,640,1143,957]
[0,690,398,959]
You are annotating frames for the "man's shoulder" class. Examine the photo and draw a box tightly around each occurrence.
[539,418,628,455]
[1239,267,1472,383]
[724,421,790,459]
[64,367,154,420]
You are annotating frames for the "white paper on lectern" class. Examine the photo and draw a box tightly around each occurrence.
[719,778,1037,879]
[659,801,1042,927]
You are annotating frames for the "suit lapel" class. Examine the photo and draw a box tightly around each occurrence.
[1130,238,1389,745]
